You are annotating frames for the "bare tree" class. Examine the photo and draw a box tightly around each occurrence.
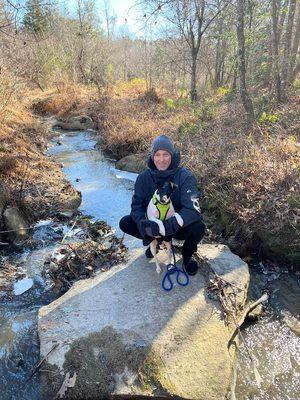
[288,1,300,83]
[281,0,297,98]
[271,0,282,102]
[141,0,232,101]
[236,0,255,123]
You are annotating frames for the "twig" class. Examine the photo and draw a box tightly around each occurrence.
[228,293,269,346]
[25,343,59,383]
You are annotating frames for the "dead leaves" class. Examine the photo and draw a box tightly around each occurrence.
[56,372,77,398]
[45,219,127,292]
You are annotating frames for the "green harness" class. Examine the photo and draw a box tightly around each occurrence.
[152,194,171,221]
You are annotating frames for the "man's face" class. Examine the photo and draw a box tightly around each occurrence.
[153,150,172,171]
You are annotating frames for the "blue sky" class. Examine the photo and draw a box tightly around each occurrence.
[66,0,141,35]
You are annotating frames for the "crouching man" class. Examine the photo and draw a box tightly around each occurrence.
[119,134,205,275]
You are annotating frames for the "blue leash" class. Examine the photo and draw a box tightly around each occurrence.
[161,241,189,292]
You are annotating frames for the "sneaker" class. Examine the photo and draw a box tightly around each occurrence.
[183,258,198,276]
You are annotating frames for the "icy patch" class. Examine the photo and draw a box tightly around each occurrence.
[110,167,138,182]
[13,278,34,296]
[34,219,52,228]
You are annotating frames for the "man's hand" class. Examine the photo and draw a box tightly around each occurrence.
[138,220,160,238]
[163,216,181,236]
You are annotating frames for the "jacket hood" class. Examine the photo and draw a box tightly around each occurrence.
[147,151,181,185]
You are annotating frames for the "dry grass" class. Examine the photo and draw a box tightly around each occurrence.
[4,80,297,263]
[90,83,299,262]
[98,87,196,159]
[0,87,79,220]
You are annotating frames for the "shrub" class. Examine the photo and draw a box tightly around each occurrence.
[0,155,17,175]
[259,111,280,125]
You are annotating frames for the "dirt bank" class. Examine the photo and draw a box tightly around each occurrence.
[0,93,81,245]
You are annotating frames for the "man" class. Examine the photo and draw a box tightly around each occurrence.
[119,134,205,275]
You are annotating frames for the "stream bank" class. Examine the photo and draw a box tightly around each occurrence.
[0,126,299,400]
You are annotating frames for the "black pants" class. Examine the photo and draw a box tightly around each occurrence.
[119,215,205,264]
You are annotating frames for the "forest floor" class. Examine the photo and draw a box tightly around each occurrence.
[1,80,299,268]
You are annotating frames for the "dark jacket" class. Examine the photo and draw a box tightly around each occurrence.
[130,152,202,227]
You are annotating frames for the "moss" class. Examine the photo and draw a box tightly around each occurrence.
[56,327,152,399]
[41,328,178,399]
[287,195,300,209]
[139,351,173,396]
[257,224,300,268]
[203,199,299,269]
[40,362,64,399]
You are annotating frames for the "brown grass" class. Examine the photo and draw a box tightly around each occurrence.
[90,83,300,261]
[4,80,297,263]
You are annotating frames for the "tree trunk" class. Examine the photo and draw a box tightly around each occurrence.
[236,0,255,124]
[271,0,282,102]
[281,0,297,99]
[190,52,198,101]
[289,4,300,82]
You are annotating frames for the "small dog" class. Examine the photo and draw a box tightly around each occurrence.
[147,181,183,273]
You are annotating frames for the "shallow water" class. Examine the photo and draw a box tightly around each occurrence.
[48,130,139,248]
[1,130,299,399]
[0,130,139,399]
[235,269,300,399]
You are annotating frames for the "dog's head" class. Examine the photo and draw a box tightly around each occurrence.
[155,181,177,204]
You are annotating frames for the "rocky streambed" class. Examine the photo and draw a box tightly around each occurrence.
[0,127,299,400]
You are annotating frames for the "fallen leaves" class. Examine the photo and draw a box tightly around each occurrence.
[56,371,77,398]
[44,219,127,292]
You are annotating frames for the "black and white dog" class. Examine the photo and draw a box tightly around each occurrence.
[147,181,183,273]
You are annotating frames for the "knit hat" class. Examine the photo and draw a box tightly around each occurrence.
[151,135,175,159]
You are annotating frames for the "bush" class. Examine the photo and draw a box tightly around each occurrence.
[259,111,280,125]
[0,155,17,175]
[195,99,216,122]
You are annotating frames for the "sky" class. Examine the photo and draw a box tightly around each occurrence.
[66,0,143,37]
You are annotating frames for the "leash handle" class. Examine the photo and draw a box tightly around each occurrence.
[161,239,189,291]
[162,264,189,292]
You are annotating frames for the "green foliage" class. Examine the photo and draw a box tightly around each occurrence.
[35,45,72,86]
[292,79,300,91]
[259,111,280,125]
[178,122,198,139]
[165,98,175,110]
[253,93,276,118]
[216,87,230,97]
[194,99,216,122]
[0,144,10,153]
[104,63,114,84]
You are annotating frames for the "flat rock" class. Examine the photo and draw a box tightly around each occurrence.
[38,244,249,399]
[115,153,147,173]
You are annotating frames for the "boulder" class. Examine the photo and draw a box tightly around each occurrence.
[38,244,249,399]
[54,115,95,131]
[3,206,29,241]
[115,153,147,173]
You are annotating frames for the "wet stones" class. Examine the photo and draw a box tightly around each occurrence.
[54,115,95,131]
[3,207,29,241]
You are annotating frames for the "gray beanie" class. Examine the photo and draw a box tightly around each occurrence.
[151,135,175,158]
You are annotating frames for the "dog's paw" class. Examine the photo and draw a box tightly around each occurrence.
[156,265,162,274]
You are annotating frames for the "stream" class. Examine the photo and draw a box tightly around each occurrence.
[0,129,299,400]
